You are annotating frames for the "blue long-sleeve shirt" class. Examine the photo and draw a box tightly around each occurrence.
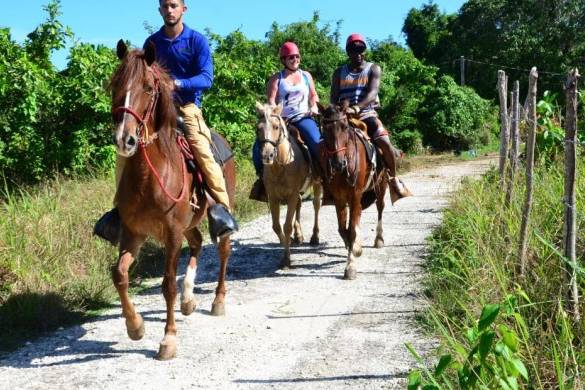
[144,24,213,107]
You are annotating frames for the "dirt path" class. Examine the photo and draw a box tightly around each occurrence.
[0,157,495,390]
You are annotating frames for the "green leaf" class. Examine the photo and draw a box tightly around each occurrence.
[510,358,528,381]
[479,330,496,362]
[498,325,519,353]
[407,370,422,390]
[478,304,500,331]
[434,354,452,377]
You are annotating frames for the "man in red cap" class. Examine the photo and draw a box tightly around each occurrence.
[330,33,412,204]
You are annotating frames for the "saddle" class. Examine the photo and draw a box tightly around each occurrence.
[176,116,234,207]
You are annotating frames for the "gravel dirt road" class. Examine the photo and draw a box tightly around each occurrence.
[0,157,495,390]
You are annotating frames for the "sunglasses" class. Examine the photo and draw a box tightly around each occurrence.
[347,45,366,54]
[285,55,300,61]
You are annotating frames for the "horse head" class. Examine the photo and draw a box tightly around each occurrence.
[109,40,175,157]
[318,100,353,173]
[254,101,287,165]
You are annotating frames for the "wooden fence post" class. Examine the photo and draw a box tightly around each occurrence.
[506,81,520,207]
[519,67,538,277]
[498,70,509,185]
[563,68,580,322]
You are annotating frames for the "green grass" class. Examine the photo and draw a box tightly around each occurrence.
[420,159,584,388]
[0,159,265,353]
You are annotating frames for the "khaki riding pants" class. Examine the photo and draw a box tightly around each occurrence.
[114,103,230,210]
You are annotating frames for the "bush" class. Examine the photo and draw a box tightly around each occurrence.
[420,75,497,151]
[392,130,423,154]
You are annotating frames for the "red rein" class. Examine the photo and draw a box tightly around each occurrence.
[112,66,186,203]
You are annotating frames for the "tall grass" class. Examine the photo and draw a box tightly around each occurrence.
[0,159,263,352]
[421,160,584,388]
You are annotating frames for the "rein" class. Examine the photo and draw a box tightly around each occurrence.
[113,65,186,203]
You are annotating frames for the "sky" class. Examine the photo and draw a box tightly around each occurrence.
[1,0,466,69]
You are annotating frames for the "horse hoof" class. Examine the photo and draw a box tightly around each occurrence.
[292,236,303,246]
[211,303,225,316]
[309,236,319,246]
[344,268,357,280]
[126,315,145,341]
[156,335,177,360]
[181,298,197,316]
[374,237,384,248]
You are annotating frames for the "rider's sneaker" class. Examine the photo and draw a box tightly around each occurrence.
[389,177,413,204]
[208,204,239,243]
[93,207,121,246]
[248,178,267,202]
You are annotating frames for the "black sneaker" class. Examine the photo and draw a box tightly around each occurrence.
[93,208,121,246]
[208,204,239,243]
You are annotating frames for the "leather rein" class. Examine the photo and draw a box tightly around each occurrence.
[112,65,187,203]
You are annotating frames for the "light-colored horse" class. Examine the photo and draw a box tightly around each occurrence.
[255,102,321,268]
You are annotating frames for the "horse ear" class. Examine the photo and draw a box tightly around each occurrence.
[116,39,128,60]
[144,41,156,66]
[255,101,265,115]
[340,99,350,112]
[273,103,283,116]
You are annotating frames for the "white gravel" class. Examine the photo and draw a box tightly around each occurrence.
[0,157,495,390]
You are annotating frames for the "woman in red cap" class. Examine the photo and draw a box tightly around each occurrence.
[250,41,322,201]
[330,33,412,204]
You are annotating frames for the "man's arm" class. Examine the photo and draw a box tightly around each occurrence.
[175,35,213,92]
[358,63,381,109]
[330,67,341,104]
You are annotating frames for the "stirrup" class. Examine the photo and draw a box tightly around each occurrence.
[93,208,121,246]
[248,178,267,202]
[208,204,239,243]
[389,176,413,204]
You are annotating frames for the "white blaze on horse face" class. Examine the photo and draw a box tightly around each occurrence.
[115,90,134,156]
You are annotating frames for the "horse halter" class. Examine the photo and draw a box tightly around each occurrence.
[112,66,161,145]
[321,113,359,186]
[258,114,290,163]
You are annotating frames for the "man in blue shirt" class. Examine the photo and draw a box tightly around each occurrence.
[147,0,237,237]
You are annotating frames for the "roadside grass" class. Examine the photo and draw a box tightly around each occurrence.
[0,150,482,353]
[0,159,263,353]
[419,160,584,388]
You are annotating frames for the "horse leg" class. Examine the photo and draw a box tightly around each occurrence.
[112,230,146,341]
[181,228,203,316]
[280,196,298,269]
[269,198,284,245]
[292,194,304,245]
[374,179,387,248]
[345,197,363,280]
[335,203,350,249]
[211,235,232,316]
[156,230,183,361]
[310,183,321,246]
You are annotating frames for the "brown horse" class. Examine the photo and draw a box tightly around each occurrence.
[109,40,235,360]
[255,102,321,268]
[318,101,388,280]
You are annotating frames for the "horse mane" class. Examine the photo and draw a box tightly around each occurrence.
[108,49,177,157]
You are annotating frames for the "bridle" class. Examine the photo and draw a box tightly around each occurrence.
[112,66,161,146]
[112,64,186,203]
[258,113,291,164]
[320,113,359,186]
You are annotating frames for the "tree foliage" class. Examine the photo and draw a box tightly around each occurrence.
[0,1,496,184]
[402,0,585,99]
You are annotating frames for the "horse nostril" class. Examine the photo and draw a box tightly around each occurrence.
[126,136,136,147]
[269,152,275,159]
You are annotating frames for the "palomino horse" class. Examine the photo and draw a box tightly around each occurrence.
[318,101,388,280]
[255,102,321,268]
[109,40,236,360]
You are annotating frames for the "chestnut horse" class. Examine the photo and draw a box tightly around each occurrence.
[318,102,388,280]
[110,40,235,360]
[255,102,321,268]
